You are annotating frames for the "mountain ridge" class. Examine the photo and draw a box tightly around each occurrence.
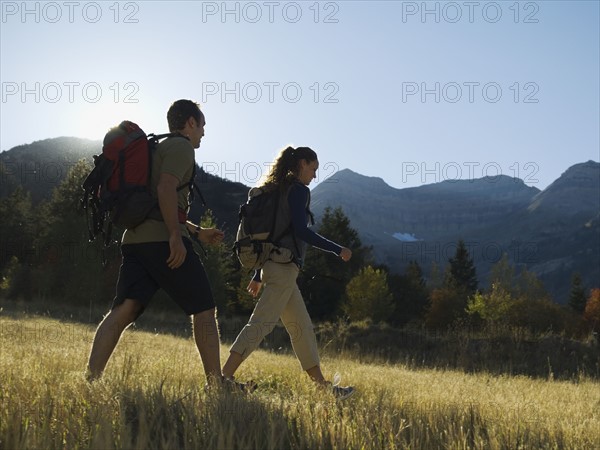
[1,137,598,302]
[312,168,542,243]
[313,163,599,303]
[0,136,248,229]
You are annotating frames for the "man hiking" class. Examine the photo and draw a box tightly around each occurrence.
[86,99,236,388]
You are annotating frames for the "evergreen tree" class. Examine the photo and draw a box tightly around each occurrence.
[0,186,37,299]
[300,206,371,320]
[0,161,19,199]
[197,209,237,316]
[388,260,428,325]
[0,186,35,270]
[0,256,28,299]
[445,239,478,294]
[406,260,429,319]
[427,261,443,290]
[568,272,587,314]
[34,159,115,304]
[426,240,478,329]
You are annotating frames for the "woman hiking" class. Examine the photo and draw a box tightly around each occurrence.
[224,146,355,399]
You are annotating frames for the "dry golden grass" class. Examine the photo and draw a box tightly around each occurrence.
[1,314,599,449]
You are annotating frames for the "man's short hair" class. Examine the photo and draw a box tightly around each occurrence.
[167,100,203,132]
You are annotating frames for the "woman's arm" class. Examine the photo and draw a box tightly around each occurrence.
[288,183,343,255]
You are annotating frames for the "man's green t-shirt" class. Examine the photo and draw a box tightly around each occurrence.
[121,136,194,244]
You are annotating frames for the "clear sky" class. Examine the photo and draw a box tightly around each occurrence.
[1,1,599,190]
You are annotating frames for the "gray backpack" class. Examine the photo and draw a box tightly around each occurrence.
[233,186,295,270]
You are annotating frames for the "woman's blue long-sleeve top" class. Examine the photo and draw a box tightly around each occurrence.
[288,183,342,256]
[253,183,342,282]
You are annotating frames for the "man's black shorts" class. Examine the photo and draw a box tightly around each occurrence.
[112,238,215,316]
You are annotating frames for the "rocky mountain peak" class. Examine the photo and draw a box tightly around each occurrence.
[528,160,600,214]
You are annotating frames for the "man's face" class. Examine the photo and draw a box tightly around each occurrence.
[189,113,205,149]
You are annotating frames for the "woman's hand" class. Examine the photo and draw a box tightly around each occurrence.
[339,247,352,262]
[247,280,262,298]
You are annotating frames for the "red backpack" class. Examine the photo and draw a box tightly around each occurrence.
[81,121,204,254]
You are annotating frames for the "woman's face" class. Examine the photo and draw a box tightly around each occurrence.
[298,159,319,186]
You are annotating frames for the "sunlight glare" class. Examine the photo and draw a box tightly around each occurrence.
[72,102,143,141]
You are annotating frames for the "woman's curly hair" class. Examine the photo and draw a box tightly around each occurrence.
[262,146,317,191]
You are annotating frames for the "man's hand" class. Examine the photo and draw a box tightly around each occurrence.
[198,227,224,245]
[167,233,186,269]
[247,280,262,298]
[157,172,186,269]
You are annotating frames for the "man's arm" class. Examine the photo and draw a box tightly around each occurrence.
[157,172,186,269]
[185,221,224,245]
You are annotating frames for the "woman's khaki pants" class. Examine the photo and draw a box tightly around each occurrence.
[230,260,320,370]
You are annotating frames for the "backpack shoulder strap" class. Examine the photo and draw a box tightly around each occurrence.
[147,132,178,143]
[148,133,206,207]
[180,164,206,207]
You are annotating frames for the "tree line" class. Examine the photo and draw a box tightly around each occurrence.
[1,160,598,337]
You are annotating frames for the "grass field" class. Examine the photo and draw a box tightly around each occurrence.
[1,312,599,450]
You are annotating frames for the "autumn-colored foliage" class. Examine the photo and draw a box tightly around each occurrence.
[583,288,600,331]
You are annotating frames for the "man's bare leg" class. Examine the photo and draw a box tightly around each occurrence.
[192,308,223,383]
[87,299,142,380]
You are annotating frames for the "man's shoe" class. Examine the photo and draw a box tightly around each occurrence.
[224,377,257,394]
[205,376,257,394]
[85,367,100,383]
